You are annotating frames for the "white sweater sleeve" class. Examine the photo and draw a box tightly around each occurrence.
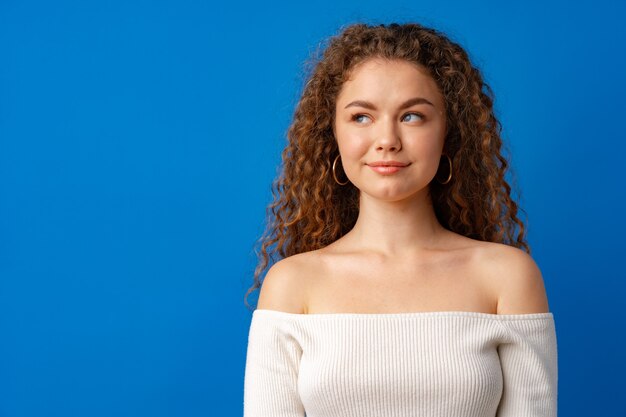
[495,315,559,417]
[243,313,305,417]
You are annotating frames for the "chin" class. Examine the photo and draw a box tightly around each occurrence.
[361,186,422,201]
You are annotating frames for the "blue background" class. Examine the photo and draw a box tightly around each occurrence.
[1,1,625,416]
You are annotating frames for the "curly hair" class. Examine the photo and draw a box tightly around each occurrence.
[243,21,529,311]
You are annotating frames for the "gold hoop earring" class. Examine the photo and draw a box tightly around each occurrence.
[436,154,452,185]
[332,154,349,185]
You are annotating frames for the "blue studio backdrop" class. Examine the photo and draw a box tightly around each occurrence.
[1,1,625,416]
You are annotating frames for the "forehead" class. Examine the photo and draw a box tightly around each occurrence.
[337,58,443,107]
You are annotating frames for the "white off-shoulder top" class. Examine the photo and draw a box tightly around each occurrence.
[243,309,558,417]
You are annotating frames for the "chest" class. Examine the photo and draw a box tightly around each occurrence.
[305,254,498,315]
[296,319,505,416]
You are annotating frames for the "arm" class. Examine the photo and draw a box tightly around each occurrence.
[490,246,558,416]
[496,316,559,416]
[243,312,306,417]
[243,259,307,416]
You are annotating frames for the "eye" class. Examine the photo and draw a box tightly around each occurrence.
[403,112,424,122]
[351,113,371,124]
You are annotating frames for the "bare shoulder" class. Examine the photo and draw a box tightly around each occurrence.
[255,252,314,314]
[476,241,550,314]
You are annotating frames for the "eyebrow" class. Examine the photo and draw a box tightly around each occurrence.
[343,96,434,110]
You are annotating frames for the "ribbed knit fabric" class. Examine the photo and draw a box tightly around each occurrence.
[243,309,558,417]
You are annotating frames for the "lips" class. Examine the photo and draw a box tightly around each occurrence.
[367,161,410,167]
[368,165,407,175]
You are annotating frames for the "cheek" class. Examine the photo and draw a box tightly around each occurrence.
[336,130,369,160]
[402,133,445,176]
[405,129,445,157]
[336,142,368,181]
[413,140,442,159]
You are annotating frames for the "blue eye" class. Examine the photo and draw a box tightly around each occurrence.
[351,113,424,124]
[403,112,424,122]
[351,114,371,124]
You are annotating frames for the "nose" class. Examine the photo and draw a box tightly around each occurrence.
[374,117,402,151]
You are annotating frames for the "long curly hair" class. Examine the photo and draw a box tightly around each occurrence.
[243,22,529,311]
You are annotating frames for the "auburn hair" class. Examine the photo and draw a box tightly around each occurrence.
[244,22,529,311]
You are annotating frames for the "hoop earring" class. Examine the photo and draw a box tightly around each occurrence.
[436,154,452,185]
[332,154,349,185]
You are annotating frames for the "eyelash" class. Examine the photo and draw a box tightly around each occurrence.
[350,112,424,123]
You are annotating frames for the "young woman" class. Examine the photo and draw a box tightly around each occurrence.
[243,22,557,417]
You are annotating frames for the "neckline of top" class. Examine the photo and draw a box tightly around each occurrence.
[253,309,553,320]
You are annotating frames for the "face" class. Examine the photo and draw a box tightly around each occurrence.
[333,58,447,201]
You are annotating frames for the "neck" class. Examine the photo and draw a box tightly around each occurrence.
[344,188,448,257]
